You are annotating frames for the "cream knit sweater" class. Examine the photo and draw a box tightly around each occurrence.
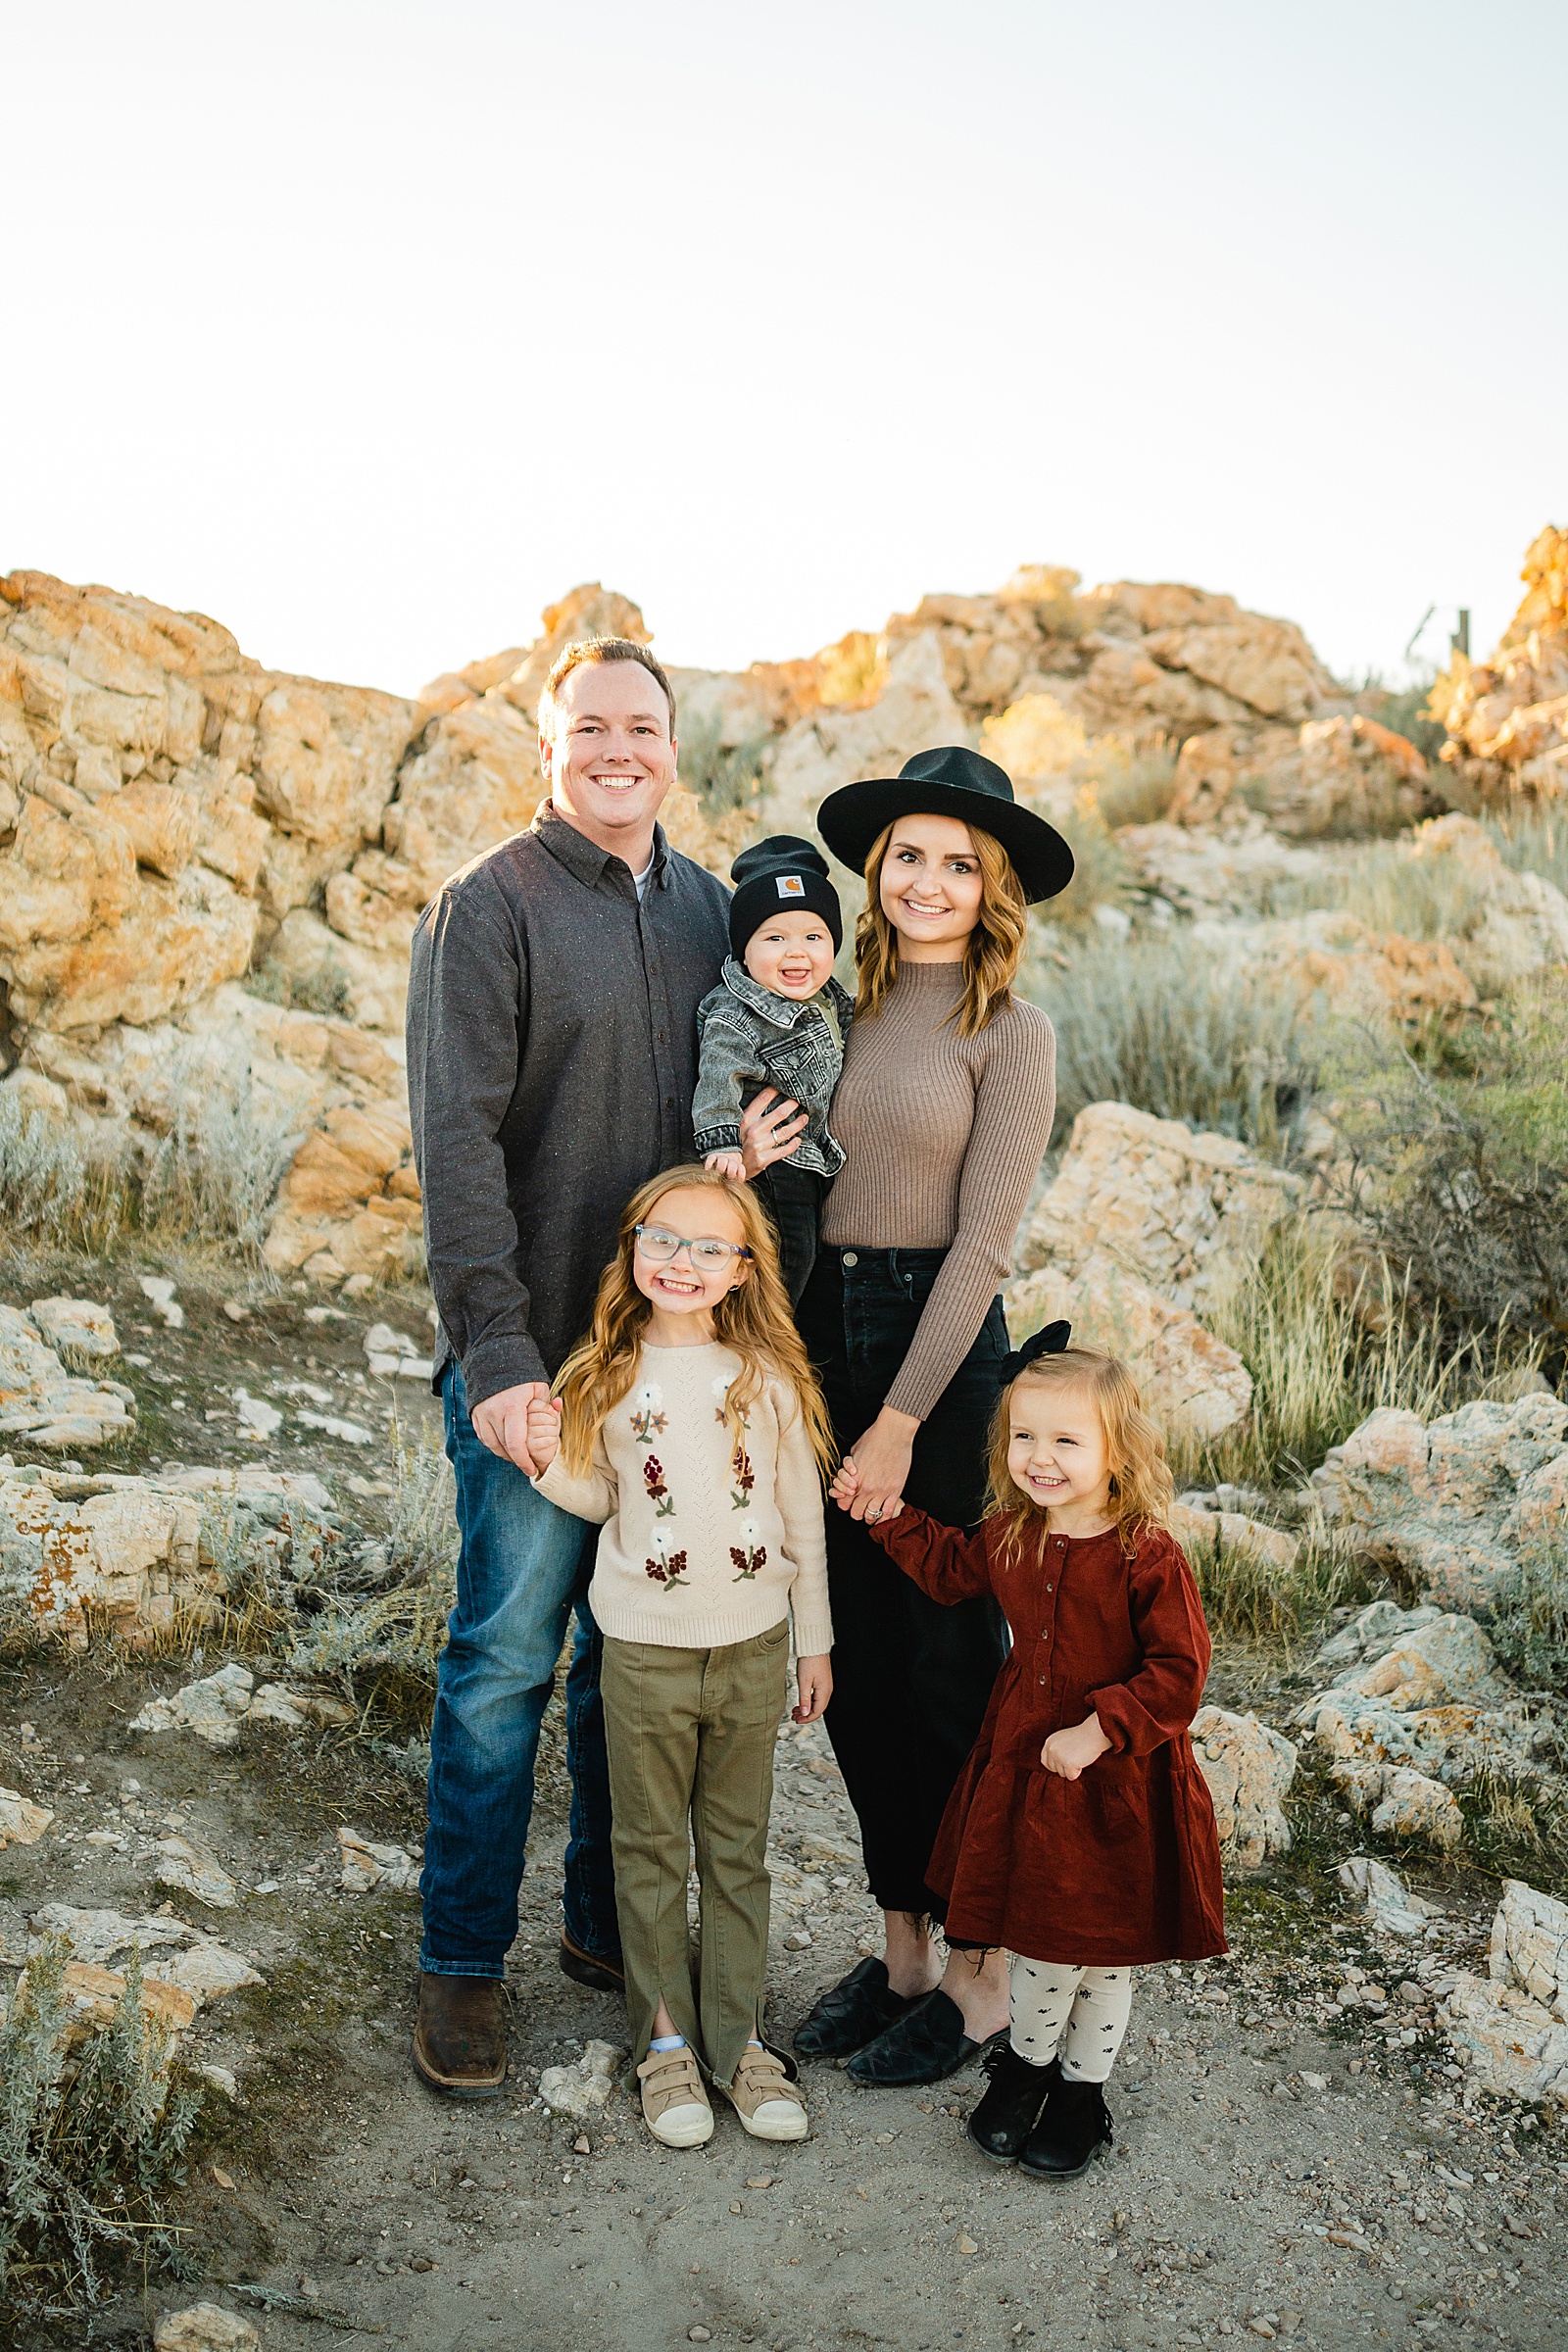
[534,1340,833,1655]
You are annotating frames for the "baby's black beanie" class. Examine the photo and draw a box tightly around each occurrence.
[728,835,844,961]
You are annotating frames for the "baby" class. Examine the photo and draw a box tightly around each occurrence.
[693,835,854,1305]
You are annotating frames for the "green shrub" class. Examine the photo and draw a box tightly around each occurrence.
[286,1422,456,1690]
[0,1090,129,1252]
[1322,983,1568,1376]
[1484,806,1568,900]
[1,1940,205,2310]
[141,1064,303,1254]
[1171,1220,1531,1494]
[1277,834,1494,943]
[1078,737,1179,830]
[677,710,770,817]
[1022,932,1317,1149]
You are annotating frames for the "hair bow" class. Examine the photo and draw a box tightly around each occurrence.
[999,1319,1072,1382]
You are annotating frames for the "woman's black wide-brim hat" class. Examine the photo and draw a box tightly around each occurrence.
[815,746,1074,905]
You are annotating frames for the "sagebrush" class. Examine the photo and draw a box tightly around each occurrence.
[1,1940,205,2310]
[1022,931,1318,1149]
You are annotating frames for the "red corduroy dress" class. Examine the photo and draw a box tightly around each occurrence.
[868,1505,1227,1966]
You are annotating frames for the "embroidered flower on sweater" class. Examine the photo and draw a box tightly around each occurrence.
[730,1515,767,1580]
[710,1370,734,1425]
[730,1436,756,1511]
[630,1383,667,1444]
[643,1453,675,1517]
[645,1548,691,1591]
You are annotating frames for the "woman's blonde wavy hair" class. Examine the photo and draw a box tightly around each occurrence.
[554,1162,837,1479]
[983,1346,1174,1563]
[854,817,1028,1038]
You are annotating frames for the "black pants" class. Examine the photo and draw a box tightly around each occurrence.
[757,1163,827,1308]
[796,1247,1009,1920]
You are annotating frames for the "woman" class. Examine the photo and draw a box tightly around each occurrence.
[745,746,1072,2086]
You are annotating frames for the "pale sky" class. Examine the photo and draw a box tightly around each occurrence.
[5,1,1563,700]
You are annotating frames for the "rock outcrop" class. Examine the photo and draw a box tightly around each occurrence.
[0,1460,335,1648]
[1437,1878,1568,2106]
[1310,1395,1568,1617]
[1191,1706,1298,1867]
[1297,1601,1559,1812]
[0,1301,136,1448]
[1435,525,1568,802]
[1019,1102,1301,1317]
[1004,1254,1253,1442]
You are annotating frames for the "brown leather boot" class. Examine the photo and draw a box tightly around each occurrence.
[412,1972,508,2097]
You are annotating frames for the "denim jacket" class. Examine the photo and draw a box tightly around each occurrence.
[693,958,855,1178]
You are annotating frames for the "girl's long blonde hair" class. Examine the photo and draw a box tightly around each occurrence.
[854,818,1028,1038]
[984,1347,1174,1563]
[554,1163,837,1478]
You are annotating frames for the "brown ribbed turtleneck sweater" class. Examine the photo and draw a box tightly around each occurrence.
[820,960,1056,1420]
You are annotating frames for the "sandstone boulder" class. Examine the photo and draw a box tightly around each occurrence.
[1437,1972,1568,2106]
[1434,525,1568,801]
[0,1788,53,1846]
[0,1303,137,1449]
[1311,1393,1568,1616]
[26,1904,263,2006]
[1330,1760,1463,1848]
[153,1835,237,1910]
[1190,1706,1298,1866]
[1019,1102,1302,1317]
[1115,811,1332,917]
[764,632,971,861]
[26,1298,119,1360]
[1004,1256,1252,1442]
[1489,1880,1568,2020]
[338,1826,421,1893]
[1260,713,1449,839]
[1169,1502,1299,1574]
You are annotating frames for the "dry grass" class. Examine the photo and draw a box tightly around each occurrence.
[1022,930,1318,1149]
[1168,1219,1544,1495]
[1186,1525,1367,1652]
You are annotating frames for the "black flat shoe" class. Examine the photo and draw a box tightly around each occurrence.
[792,1958,919,2061]
[845,1989,1007,2087]
[559,1933,624,1992]
[1018,2073,1112,2179]
[967,2048,1056,2164]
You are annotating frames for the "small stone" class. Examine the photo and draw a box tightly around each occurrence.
[784,1930,812,1950]
[0,1788,54,1848]
[1300,2072,1328,2091]
[957,2231,978,2255]
[1248,2324,1276,2340]
[210,2165,235,2189]
[745,2175,773,2189]
[221,1301,250,1323]
[137,1277,185,1329]
[410,2256,434,2272]
[730,2199,743,2214]
[689,2329,712,2343]
[155,1836,237,1910]
[153,2309,258,2352]
[572,2133,591,2155]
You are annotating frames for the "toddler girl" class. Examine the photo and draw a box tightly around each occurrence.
[835,1323,1225,2178]
[530,1163,835,2149]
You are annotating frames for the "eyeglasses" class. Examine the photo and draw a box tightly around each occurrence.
[634,1223,753,1271]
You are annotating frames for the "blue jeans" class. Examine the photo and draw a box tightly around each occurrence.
[418,1362,620,1979]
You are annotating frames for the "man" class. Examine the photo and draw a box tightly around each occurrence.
[406,636,732,2095]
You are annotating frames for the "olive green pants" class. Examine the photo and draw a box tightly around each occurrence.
[601,1623,790,2088]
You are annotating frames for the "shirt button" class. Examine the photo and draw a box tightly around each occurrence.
[1038,1674,1047,1685]
[1045,1583,1053,1592]
[842,1250,858,1267]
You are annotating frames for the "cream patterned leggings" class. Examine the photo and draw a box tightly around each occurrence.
[1008,1958,1134,2082]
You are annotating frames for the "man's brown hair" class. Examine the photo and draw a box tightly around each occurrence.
[539,636,676,738]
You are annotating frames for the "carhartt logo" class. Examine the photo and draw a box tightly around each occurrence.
[776,875,806,898]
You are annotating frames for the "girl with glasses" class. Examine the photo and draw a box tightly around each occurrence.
[528,1163,835,2149]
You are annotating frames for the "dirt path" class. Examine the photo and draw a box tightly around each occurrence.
[4,1664,1564,2352]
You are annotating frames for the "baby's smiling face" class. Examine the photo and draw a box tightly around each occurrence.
[744,908,836,1000]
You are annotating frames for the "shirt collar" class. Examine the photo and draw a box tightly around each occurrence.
[719,956,840,1027]
[534,798,671,894]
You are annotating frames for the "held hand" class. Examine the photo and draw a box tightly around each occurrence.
[793,1654,833,1724]
[836,1407,917,1524]
[1040,1712,1113,1782]
[470,1380,555,1474]
[739,1086,808,1179]
[827,1456,860,1509]
[523,1395,563,1473]
[704,1150,748,1182]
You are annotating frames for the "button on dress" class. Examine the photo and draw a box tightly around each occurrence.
[868,1506,1228,1966]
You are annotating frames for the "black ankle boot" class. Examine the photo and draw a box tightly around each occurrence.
[1018,2072,1112,2180]
[967,2047,1056,2165]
